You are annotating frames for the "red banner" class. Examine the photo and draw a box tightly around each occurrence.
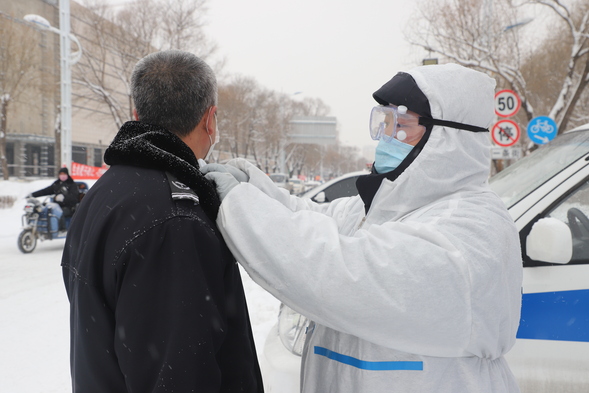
[70,162,108,179]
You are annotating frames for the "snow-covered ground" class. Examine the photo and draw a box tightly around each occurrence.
[0,179,281,392]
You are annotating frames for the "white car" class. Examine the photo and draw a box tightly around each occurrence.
[303,180,321,192]
[261,123,589,393]
[299,170,369,203]
[289,178,305,195]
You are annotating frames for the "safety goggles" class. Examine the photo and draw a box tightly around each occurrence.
[369,105,426,144]
[369,105,489,144]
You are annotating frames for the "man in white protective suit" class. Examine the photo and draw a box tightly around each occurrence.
[202,63,523,393]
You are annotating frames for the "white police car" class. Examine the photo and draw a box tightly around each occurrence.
[261,123,589,393]
[491,123,589,392]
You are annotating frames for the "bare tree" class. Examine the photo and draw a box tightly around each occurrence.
[158,0,217,58]
[72,0,216,133]
[218,76,265,160]
[215,77,350,176]
[222,86,292,174]
[292,96,331,117]
[408,0,589,136]
[72,3,131,130]
[0,13,41,179]
[525,0,589,132]
[409,0,532,116]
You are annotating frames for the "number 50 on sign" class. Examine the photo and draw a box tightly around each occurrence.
[495,90,521,118]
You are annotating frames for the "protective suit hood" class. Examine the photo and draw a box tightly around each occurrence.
[368,64,496,221]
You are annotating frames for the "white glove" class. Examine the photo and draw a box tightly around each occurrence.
[200,163,249,183]
[225,158,257,175]
[55,194,65,202]
[204,171,240,201]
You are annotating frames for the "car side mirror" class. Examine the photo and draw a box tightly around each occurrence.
[313,191,326,203]
[526,217,572,264]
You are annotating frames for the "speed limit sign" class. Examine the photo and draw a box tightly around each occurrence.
[495,90,521,117]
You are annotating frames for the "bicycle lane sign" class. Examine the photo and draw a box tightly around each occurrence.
[527,116,558,145]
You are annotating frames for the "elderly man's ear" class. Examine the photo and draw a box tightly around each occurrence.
[205,105,217,136]
[180,105,218,160]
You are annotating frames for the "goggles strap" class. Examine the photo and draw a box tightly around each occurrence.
[418,117,488,133]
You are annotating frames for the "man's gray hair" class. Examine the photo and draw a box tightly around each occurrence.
[131,50,217,137]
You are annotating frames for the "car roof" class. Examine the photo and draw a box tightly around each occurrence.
[564,122,589,134]
[301,170,369,199]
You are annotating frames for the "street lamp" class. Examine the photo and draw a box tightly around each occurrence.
[24,0,82,171]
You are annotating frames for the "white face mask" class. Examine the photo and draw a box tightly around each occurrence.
[205,127,219,161]
[204,107,219,162]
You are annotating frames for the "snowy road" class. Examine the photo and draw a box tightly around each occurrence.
[0,192,281,392]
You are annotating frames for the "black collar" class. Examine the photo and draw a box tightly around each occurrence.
[356,127,432,214]
[104,121,220,222]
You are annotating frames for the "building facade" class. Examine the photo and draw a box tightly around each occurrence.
[0,0,122,178]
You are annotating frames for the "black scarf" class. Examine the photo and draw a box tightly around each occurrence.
[356,127,432,214]
[104,121,220,222]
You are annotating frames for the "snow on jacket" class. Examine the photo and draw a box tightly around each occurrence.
[32,176,79,211]
[61,121,263,393]
[214,64,523,392]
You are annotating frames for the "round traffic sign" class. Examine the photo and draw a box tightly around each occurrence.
[494,89,521,117]
[491,119,520,147]
[527,116,557,145]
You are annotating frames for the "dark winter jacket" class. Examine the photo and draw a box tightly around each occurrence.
[32,177,79,214]
[61,121,264,393]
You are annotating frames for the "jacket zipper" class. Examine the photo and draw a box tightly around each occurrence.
[357,215,367,230]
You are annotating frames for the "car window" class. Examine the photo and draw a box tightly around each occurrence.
[270,174,287,183]
[489,130,589,209]
[321,176,360,202]
[544,178,589,265]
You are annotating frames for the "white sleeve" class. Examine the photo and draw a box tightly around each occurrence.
[218,183,474,357]
[225,158,345,216]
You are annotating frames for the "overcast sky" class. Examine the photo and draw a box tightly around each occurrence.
[204,0,425,157]
[105,0,427,158]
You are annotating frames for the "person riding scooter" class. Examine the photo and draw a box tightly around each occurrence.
[28,167,79,231]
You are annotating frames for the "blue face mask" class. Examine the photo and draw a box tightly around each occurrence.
[374,138,414,174]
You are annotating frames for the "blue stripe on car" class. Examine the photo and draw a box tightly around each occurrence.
[517,289,589,343]
[314,346,423,371]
